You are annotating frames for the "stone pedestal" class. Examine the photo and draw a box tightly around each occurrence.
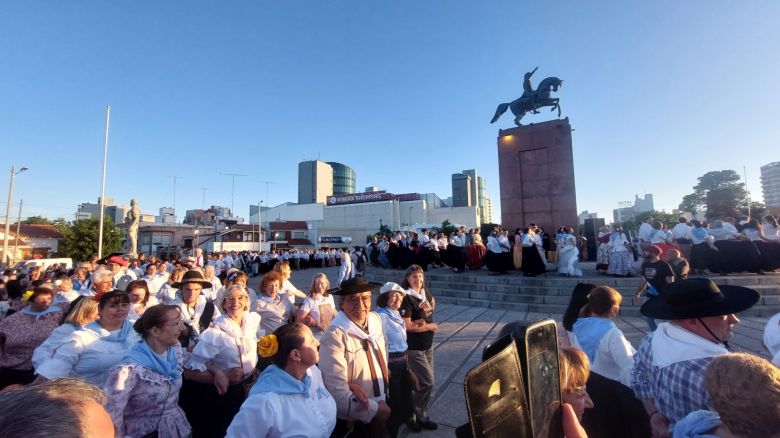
[497,118,578,233]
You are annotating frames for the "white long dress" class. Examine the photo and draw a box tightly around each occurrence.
[557,234,583,276]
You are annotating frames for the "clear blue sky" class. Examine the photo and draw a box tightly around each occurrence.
[2,1,778,223]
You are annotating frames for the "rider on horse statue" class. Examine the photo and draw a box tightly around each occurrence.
[491,66,563,126]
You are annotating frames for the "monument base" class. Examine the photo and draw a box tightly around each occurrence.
[497,118,578,234]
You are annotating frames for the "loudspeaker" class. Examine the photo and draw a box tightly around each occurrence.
[583,218,605,261]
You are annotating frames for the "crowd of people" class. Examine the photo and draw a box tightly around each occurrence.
[558,278,780,438]
[366,224,587,277]
[0,253,442,438]
[0,237,777,437]
[596,215,780,277]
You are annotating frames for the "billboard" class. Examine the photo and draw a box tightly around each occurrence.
[326,191,421,206]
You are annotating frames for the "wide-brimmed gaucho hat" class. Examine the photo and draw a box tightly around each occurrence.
[172,270,213,289]
[641,278,760,320]
[329,277,381,296]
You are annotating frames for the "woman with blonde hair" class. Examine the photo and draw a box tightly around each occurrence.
[559,347,594,422]
[295,273,336,339]
[184,285,261,437]
[272,261,307,305]
[216,269,259,311]
[32,296,99,368]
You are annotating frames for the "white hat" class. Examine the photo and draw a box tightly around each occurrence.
[379,282,405,295]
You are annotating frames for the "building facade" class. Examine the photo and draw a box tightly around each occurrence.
[761,162,780,208]
[327,162,357,195]
[612,194,655,224]
[77,198,129,224]
[451,169,493,224]
[298,160,334,204]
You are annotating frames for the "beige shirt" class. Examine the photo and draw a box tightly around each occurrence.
[319,312,388,424]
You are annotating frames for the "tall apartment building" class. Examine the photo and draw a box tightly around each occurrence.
[298,160,334,204]
[761,162,780,208]
[451,169,493,224]
[327,162,356,195]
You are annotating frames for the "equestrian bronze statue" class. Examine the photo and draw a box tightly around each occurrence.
[491,67,563,126]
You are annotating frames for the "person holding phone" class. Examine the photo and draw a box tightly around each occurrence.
[399,265,438,432]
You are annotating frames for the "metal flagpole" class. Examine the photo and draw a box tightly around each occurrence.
[743,166,751,219]
[98,105,111,259]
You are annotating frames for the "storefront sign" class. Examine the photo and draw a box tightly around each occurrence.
[319,236,353,243]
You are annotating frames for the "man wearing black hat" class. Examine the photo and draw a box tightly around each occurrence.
[319,278,391,438]
[630,278,760,437]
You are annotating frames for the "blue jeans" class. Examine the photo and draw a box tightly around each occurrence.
[378,251,391,269]
[642,296,658,331]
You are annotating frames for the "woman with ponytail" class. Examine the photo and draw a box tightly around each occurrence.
[226,322,336,438]
[569,286,650,438]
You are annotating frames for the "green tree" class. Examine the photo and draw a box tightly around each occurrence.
[737,200,767,219]
[59,217,123,262]
[21,216,53,225]
[678,170,747,219]
[440,219,458,237]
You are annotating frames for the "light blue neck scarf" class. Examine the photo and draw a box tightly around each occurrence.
[121,340,181,382]
[20,305,61,320]
[83,319,134,343]
[376,306,404,327]
[573,317,616,364]
[672,410,719,438]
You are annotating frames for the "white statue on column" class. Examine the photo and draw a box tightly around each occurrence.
[125,199,140,256]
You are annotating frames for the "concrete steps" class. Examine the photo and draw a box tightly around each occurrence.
[365,267,780,318]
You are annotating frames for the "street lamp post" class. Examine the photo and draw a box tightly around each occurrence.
[2,165,28,266]
[194,229,200,254]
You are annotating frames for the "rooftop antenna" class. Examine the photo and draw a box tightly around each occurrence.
[167,175,184,221]
[220,172,247,215]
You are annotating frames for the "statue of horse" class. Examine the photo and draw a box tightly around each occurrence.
[491,75,564,126]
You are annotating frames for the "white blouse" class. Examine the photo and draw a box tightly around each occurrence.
[299,295,336,327]
[32,323,79,369]
[281,279,301,305]
[256,295,294,336]
[570,326,635,386]
[186,313,261,376]
[35,321,141,388]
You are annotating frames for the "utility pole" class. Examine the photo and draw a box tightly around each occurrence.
[220,173,247,215]
[11,200,22,264]
[4,165,29,266]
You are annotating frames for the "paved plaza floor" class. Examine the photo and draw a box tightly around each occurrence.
[269,265,775,437]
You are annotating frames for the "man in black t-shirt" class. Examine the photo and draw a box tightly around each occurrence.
[633,245,674,331]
